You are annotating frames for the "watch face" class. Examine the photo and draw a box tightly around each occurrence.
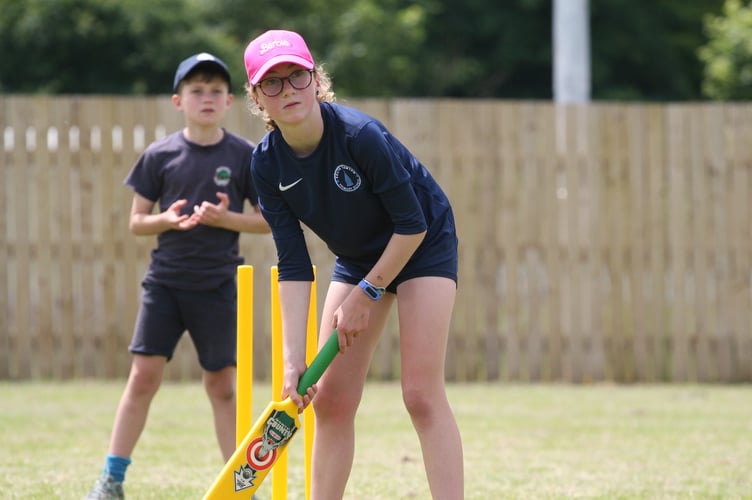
[359,280,383,300]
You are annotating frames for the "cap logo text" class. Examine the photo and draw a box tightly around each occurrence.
[260,40,292,55]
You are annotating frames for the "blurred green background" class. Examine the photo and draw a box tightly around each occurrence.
[2,0,751,100]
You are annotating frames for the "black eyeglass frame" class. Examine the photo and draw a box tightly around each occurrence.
[254,69,315,97]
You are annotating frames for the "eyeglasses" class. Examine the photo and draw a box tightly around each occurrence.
[255,69,314,97]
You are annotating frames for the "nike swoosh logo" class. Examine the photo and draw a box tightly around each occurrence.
[279,178,303,191]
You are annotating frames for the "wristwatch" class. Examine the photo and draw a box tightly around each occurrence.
[358,279,385,301]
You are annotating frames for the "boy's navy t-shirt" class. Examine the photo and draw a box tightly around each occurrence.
[251,102,457,283]
[125,130,257,290]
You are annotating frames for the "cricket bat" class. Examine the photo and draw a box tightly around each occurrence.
[203,330,340,499]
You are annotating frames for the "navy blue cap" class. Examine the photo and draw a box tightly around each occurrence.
[173,52,232,93]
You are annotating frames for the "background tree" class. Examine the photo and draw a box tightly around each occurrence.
[590,0,721,100]
[414,0,552,98]
[0,0,236,93]
[206,0,723,99]
[698,0,752,100]
[0,0,730,100]
[200,0,429,98]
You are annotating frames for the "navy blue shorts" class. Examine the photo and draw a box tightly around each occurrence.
[129,280,237,371]
[332,240,458,294]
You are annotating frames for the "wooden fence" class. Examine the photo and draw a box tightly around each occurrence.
[1,96,751,382]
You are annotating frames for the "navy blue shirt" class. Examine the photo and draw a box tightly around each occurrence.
[251,102,456,282]
[125,130,258,290]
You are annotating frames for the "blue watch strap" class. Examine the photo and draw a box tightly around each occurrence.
[358,279,385,301]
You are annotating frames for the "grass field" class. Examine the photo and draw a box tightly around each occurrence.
[0,381,750,499]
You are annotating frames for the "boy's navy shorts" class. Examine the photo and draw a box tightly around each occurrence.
[129,280,237,371]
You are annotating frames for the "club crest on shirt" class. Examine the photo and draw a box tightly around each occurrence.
[214,166,232,187]
[333,164,361,192]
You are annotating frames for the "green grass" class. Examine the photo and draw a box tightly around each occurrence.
[0,382,750,499]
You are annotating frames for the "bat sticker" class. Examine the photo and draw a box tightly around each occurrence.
[233,409,301,491]
[233,464,257,492]
[245,410,298,471]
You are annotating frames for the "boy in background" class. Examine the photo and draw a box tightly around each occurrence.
[86,52,269,500]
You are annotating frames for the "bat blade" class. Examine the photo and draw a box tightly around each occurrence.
[203,398,300,498]
[203,331,339,499]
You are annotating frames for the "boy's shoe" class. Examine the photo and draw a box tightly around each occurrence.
[84,475,124,500]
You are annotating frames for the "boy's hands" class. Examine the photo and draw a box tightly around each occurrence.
[131,192,237,234]
[157,192,230,232]
[192,192,230,227]
[166,199,200,230]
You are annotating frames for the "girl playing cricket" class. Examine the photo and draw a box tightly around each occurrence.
[244,29,464,500]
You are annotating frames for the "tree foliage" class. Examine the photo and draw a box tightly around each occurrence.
[591,0,721,101]
[198,0,430,97]
[0,0,731,99]
[0,0,237,93]
[699,0,752,100]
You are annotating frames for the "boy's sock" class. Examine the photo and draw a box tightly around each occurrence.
[103,454,132,483]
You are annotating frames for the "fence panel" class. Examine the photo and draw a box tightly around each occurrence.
[2,96,752,382]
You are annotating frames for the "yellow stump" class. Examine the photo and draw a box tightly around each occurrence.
[271,265,317,500]
[236,265,254,447]
[270,266,287,499]
[304,266,318,500]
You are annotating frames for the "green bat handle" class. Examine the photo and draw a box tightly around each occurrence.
[296,330,340,396]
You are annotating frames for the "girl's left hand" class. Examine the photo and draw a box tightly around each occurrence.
[332,287,372,351]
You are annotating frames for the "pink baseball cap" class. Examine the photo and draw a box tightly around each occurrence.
[244,30,315,86]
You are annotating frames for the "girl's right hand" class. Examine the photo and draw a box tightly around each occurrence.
[283,364,316,413]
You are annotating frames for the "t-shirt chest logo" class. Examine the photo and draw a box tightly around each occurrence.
[214,166,232,187]
[333,164,361,192]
